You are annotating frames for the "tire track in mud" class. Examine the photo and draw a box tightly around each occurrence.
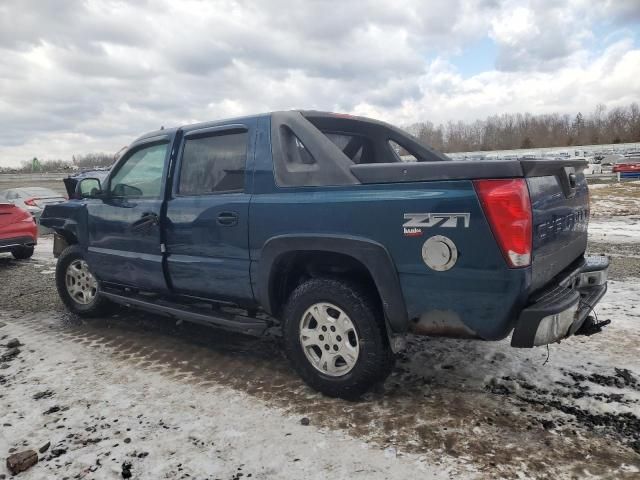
[2,310,639,479]
[486,371,640,454]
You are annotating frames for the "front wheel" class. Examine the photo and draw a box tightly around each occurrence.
[55,245,113,316]
[282,278,395,399]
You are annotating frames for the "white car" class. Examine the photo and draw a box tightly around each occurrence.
[0,187,66,223]
[580,157,602,175]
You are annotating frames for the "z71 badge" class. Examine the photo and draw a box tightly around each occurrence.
[403,213,470,236]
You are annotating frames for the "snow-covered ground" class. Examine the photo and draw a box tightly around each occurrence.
[589,216,640,243]
[0,314,462,480]
[589,180,640,217]
[2,280,639,479]
[30,235,55,265]
[1,183,639,479]
[1,278,638,479]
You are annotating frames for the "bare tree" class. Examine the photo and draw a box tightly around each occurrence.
[72,153,116,169]
[406,103,640,152]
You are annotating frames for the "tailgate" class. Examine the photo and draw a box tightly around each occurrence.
[523,160,589,291]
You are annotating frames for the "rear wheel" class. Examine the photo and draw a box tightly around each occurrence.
[55,245,113,316]
[11,246,34,260]
[282,278,395,399]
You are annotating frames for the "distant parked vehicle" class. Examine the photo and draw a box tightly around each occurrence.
[0,187,66,224]
[612,156,640,178]
[599,154,623,173]
[0,194,37,259]
[580,157,602,175]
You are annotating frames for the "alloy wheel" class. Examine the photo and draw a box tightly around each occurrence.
[299,302,360,377]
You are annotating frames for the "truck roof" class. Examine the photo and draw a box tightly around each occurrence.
[132,110,400,145]
[133,112,273,144]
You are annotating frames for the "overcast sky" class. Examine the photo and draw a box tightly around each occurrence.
[1,0,639,166]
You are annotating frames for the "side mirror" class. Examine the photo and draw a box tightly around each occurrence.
[78,178,103,198]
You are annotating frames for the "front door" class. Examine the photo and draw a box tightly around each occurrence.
[86,137,171,292]
[164,122,255,304]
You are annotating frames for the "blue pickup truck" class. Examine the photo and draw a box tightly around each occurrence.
[40,111,609,398]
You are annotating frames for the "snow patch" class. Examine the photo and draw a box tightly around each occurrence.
[588,216,640,244]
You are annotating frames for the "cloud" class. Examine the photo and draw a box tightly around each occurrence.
[0,0,638,166]
[0,0,149,51]
[603,0,640,25]
[379,39,640,126]
[489,0,592,72]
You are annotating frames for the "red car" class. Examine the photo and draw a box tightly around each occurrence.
[0,197,38,259]
[612,156,640,178]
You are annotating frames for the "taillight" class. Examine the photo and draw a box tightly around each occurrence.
[474,179,532,268]
[24,198,37,206]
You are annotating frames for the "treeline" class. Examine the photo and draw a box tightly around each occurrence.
[3,103,640,171]
[1,153,115,173]
[71,152,116,169]
[407,103,640,153]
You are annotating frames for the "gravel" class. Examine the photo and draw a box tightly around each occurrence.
[0,254,62,314]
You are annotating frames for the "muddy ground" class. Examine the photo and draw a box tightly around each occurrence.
[1,225,639,479]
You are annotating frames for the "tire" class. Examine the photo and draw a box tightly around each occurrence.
[11,246,34,260]
[282,277,395,399]
[55,245,113,317]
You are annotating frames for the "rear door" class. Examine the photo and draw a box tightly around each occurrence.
[164,121,255,304]
[86,135,173,292]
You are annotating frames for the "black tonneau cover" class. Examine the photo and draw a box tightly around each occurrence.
[350,158,588,183]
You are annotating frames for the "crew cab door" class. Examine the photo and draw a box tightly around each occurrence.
[86,135,173,292]
[164,121,255,304]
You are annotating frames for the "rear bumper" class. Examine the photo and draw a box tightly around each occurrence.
[0,235,37,253]
[511,256,609,348]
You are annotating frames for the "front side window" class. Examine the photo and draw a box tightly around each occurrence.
[178,131,248,195]
[110,143,168,198]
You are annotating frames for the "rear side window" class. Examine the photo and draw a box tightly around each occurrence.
[281,127,317,172]
[178,132,248,195]
[270,111,362,187]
